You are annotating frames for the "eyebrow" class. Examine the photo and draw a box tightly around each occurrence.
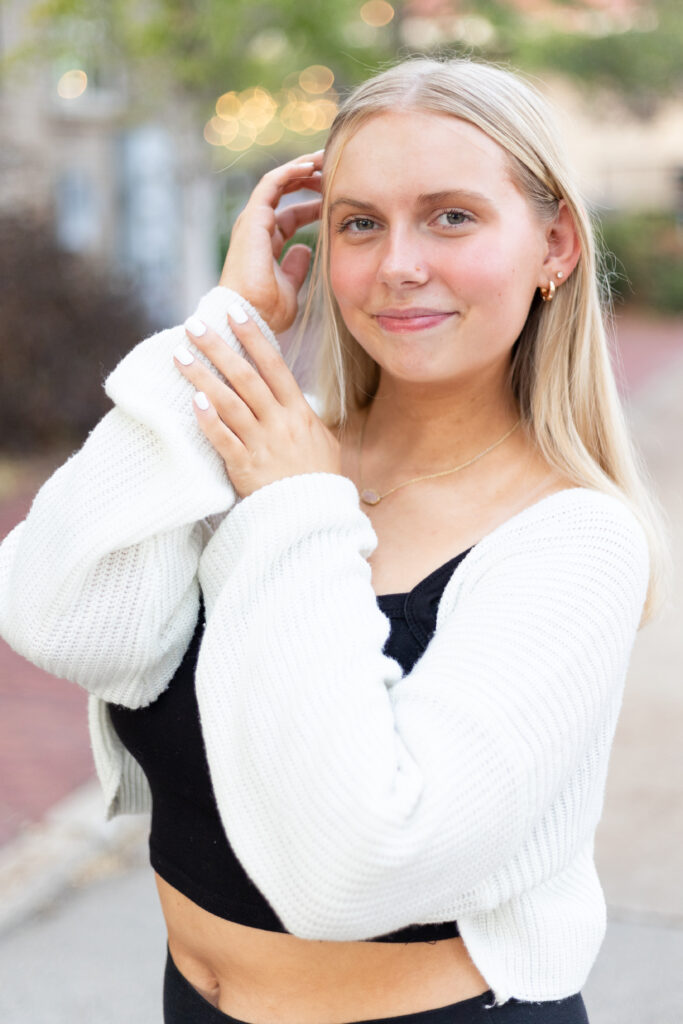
[328,190,495,215]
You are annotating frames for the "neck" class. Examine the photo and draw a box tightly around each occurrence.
[361,371,521,473]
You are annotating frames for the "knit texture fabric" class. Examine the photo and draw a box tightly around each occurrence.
[0,287,649,1006]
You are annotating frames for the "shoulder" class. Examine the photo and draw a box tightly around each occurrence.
[479,486,648,561]
[440,487,650,623]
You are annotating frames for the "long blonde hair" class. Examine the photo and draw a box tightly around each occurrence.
[296,56,668,623]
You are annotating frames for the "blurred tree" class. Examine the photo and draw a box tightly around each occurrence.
[8,0,681,120]
[0,213,151,453]
[10,0,679,104]
[10,0,381,106]
[600,210,683,312]
[501,0,682,115]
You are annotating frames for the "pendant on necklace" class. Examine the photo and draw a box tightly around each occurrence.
[360,488,382,506]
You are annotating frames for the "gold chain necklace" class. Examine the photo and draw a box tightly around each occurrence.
[357,410,522,506]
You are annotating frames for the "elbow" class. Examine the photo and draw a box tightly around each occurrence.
[0,603,179,708]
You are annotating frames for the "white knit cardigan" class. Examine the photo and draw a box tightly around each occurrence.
[0,286,649,1006]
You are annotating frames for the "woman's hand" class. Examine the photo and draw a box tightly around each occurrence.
[173,308,341,500]
[219,152,324,334]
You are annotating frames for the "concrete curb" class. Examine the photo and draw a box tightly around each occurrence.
[0,778,148,937]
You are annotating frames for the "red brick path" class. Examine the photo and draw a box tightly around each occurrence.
[611,311,683,396]
[0,312,681,847]
[0,489,93,846]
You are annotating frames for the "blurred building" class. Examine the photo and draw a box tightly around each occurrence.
[543,79,683,214]
[0,0,219,324]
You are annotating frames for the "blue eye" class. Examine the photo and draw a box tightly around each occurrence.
[336,216,377,234]
[437,209,471,227]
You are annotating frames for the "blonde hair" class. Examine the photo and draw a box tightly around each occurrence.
[296,56,668,623]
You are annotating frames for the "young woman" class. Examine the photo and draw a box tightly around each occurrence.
[0,57,666,1024]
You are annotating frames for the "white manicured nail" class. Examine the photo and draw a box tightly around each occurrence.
[194,391,210,411]
[184,315,206,337]
[174,345,194,365]
[227,303,249,325]
[296,161,315,169]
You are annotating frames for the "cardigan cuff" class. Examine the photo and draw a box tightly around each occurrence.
[194,287,281,357]
[198,473,378,604]
[101,286,282,524]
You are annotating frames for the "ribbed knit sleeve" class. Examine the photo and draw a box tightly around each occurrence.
[195,475,649,944]
[0,287,279,708]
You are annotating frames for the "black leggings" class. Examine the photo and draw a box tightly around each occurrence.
[163,948,590,1024]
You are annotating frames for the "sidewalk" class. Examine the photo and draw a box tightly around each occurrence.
[0,311,681,1023]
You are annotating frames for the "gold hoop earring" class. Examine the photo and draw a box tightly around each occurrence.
[540,280,556,302]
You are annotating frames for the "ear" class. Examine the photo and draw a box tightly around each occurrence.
[539,200,581,289]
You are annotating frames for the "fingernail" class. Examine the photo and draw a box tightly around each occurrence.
[194,391,210,411]
[312,149,325,155]
[227,302,249,325]
[184,315,206,337]
[174,345,194,365]
[296,161,315,169]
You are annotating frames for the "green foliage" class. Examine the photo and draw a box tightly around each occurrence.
[600,210,683,313]
[506,0,683,112]
[13,0,379,102]
[5,0,681,117]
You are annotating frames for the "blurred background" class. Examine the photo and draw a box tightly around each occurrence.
[0,2,681,1022]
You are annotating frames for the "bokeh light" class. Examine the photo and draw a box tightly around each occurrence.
[240,87,278,131]
[246,28,289,62]
[360,1,395,28]
[255,119,285,147]
[216,91,241,118]
[205,72,338,153]
[299,65,335,94]
[57,69,88,99]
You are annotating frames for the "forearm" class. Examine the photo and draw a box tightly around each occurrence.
[0,287,279,706]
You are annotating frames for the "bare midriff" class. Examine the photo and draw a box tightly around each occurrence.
[156,874,490,1024]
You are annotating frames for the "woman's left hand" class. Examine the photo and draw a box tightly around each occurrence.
[173,307,342,500]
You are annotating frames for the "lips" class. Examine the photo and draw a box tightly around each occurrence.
[375,307,449,317]
[373,308,456,332]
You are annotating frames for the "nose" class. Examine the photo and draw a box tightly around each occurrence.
[376,226,429,288]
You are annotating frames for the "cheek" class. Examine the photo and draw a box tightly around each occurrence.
[452,233,523,289]
[450,255,501,298]
[453,236,540,312]
[329,247,373,308]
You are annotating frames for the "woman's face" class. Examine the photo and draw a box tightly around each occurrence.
[327,110,552,390]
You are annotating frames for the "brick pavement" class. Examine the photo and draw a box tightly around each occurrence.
[611,309,683,395]
[0,310,681,850]
[0,482,93,846]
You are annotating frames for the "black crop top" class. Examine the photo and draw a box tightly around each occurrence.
[108,546,473,942]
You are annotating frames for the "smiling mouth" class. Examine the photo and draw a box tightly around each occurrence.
[373,310,457,332]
